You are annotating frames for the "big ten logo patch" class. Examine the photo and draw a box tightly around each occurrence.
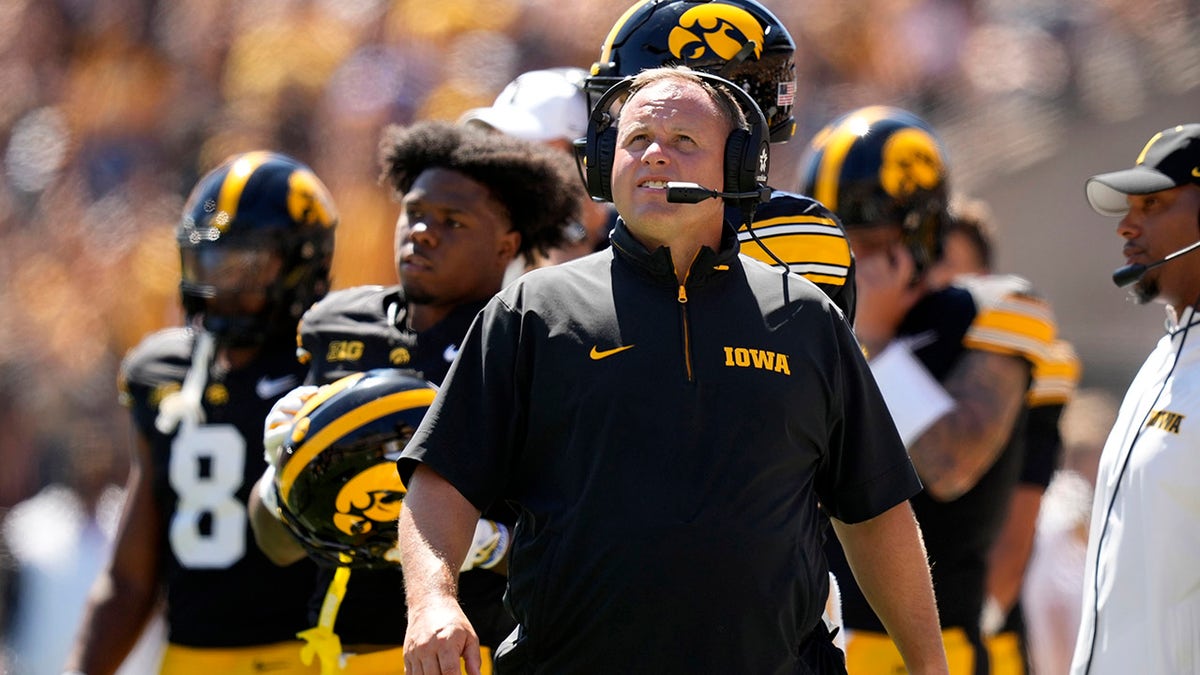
[326,340,364,363]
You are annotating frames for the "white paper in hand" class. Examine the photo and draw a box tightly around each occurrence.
[868,342,955,447]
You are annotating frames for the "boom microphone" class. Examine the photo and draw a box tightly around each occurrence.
[665,182,773,204]
[1112,239,1200,287]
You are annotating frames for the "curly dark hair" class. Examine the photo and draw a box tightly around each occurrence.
[378,120,581,258]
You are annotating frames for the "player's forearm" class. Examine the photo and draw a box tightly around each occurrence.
[833,504,950,675]
[247,471,308,566]
[985,485,1042,611]
[910,351,1029,500]
[66,576,158,675]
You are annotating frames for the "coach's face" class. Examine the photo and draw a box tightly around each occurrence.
[609,77,729,251]
[1117,184,1200,311]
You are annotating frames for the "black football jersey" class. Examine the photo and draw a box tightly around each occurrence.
[294,285,513,646]
[830,277,1059,634]
[734,191,857,324]
[297,285,484,387]
[120,328,318,647]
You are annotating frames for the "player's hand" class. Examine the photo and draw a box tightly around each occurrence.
[404,600,482,675]
[854,243,923,355]
[460,519,510,572]
[262,385,320,468]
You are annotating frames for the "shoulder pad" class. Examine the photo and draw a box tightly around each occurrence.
[1027,339,1081,407]
[959,274,1057,365]
[738,190,852,289]
[119,327,193,408]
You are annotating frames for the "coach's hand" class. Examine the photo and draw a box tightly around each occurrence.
[404,598,482,675]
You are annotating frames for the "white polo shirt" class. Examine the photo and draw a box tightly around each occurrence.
[1072,306,1200,674]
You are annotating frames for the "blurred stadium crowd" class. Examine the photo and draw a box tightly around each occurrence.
[0,0,1196,670]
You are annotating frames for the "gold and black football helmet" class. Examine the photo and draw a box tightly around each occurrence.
[177,151,336,347]
[798,106,950,273]
[587,0,797,143]
[272,368,436,569]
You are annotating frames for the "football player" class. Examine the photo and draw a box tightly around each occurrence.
[459,66,617,271]
[586,0,858,322]
[930,198,1081,673]
[65,151,336,675]
[246,121,579,674]
[800,106,1064,675]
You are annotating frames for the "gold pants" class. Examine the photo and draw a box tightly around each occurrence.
[844,627,976,674]
[161,642,494,674]
[986,631,1025,675]
[339,646,492,674]
[160,641,319,675]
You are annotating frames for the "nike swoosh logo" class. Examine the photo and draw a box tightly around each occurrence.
[443,344,461,363]
[256,374,299,399]
[1193,167,1200,178]
[589,344,635,360]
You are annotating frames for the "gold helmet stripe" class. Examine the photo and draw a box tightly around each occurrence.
[279,387,437,501]
[214,151,273,230]
[811,105,894,213]
[595,0,654,74]
[297,372,366,420]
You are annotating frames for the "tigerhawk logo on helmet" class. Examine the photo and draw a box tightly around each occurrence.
[798,105,951,273]
[332,462,407,538]
[668,4,764,63]
[272,368,437,568]
[588,0,799,143]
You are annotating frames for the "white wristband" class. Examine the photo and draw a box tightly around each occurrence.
[258,465,281,516]
[981,594,1005,637]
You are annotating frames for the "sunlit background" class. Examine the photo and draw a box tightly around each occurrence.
[0,0,1197,672]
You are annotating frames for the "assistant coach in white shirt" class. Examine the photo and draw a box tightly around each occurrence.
[1074,123,1200,675]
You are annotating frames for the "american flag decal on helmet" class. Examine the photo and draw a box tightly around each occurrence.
[777,81,795,107]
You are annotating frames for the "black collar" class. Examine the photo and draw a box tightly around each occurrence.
[609,218,741,287]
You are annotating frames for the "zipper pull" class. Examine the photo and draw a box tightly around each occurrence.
[678,285,688,303]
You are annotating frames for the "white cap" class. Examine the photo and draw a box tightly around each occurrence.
[459,67,589,143]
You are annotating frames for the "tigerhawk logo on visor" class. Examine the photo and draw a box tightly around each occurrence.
[668,4,764,63]
[333,462,407,536]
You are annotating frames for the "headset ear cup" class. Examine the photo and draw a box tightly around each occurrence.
[723,128,752,195]
[584,78,632,204]
[588,126,618,202]
[723,129,747,194]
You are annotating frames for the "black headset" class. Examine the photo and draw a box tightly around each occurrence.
[580,70,770,204]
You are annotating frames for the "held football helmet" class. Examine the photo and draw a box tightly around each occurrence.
[588,0,797,143]
[797,106,949,272]
[273,368,437,569]
[177,151,336,347]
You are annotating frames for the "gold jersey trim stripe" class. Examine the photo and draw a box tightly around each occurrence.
[279,388,436,501]
[739,235,853,267]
